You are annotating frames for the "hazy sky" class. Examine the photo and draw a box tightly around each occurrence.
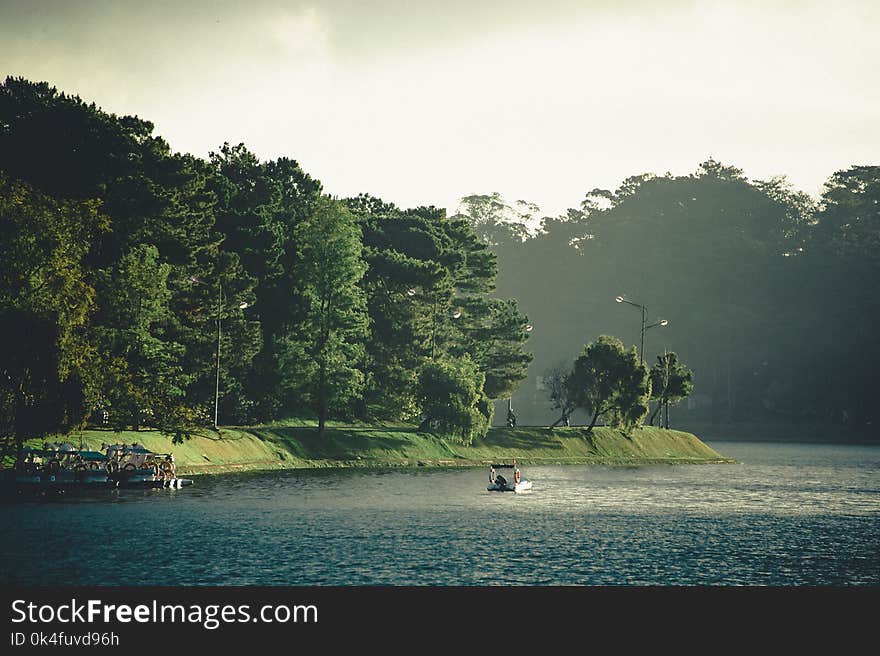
[2,0,878,216]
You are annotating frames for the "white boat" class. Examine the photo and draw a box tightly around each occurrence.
[486,461,532,493]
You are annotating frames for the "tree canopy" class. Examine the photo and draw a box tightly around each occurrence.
[649,352,694,429]
[0,77,533,447]
[482,161,879,434]
[3,75,876,444]
[567,336,650,434]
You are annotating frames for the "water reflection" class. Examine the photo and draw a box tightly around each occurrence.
[2,442,878,585]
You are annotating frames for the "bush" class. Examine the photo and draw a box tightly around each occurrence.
[417,356,492,445]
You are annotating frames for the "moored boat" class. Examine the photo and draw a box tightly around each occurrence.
[3,443,116,494]
[104,443,193,489]
[2,441,193,494]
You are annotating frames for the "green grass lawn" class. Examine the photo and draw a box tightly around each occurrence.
[25,421,732,475]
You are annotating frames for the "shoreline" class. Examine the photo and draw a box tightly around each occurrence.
[23,423,736,477]
[177,454,736,476]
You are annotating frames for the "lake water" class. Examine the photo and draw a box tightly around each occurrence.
[2,441,878,586]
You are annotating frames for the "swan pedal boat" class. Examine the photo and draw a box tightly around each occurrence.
[486,463,532,493]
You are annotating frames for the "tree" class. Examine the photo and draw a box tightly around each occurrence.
[0,77,247,437]
[283,198,368,434]
[453,192,531,246]
[440,218,533,400]
[90,244,197,433]
[544,363,576,428]
[347,197,454,420]
[0,172,107,456]
[208,143,321,421]
[568,336,649,433]
[812,166,880,265]
[348,195,533,418]
[416,357,492,444]
[648,351,694,429]
[449,297,533,399]
[799,165,880,426]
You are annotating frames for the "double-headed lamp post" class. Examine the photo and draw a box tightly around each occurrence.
[615,295,667,364]
[407,288,462,360]
[214,287,249,429]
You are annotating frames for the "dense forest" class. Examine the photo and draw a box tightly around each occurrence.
[0,78,532,453]
[2,76,877,453]
[456,161,879,433]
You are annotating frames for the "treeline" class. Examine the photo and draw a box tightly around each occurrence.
[457,160,880,431]
[0,77,532,452]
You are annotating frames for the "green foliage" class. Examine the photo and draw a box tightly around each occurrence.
[483,158,844,426]
[0,77,228,441]
[284,197,369,433]
[650,352,694,407]
[568,335,650,434]
[651,350,694,430]
[453,193,532,245]
[350,198,453,419]
[0,172,106,453]
[544,363,576,427]
[438,215,533,399]
[349,195,534,417]
[450,297,533,399]
[417,357,492,445]
[207,143,321,421]
[813,166,880,264]
[90,244,194,431]
[0,77,540,446]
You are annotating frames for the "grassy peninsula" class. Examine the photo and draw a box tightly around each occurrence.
[31,421,733,475]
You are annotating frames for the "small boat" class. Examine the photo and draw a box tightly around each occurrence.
[104,443,193,489]
[1,441,193,494]
[7,442,117,488]
[487,460,532,493]
[4,444,116,492]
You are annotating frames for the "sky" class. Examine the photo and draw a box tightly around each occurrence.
[1,0,878,217]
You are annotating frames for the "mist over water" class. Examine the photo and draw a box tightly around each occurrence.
[2,442,877,585]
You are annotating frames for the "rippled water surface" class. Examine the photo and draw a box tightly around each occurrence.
[2,441,878,585]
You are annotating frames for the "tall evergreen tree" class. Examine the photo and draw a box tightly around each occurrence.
[283,198,368,434]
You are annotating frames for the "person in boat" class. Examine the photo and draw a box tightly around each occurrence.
[495,473,507,488]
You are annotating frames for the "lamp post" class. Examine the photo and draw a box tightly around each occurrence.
[616,296,668,428]
[615,295,667,364]
[507,324,532,428]
[214,283,249,429]
[408,288,461,360]
[191,276,248,429]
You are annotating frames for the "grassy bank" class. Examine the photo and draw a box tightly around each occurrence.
[29,421,733,475]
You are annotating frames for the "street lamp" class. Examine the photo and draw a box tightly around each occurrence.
[430,307,462,358]
[615,294,667,364]
[507,324,533,428]
[190,276,249,429]
[405,286,463,359]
